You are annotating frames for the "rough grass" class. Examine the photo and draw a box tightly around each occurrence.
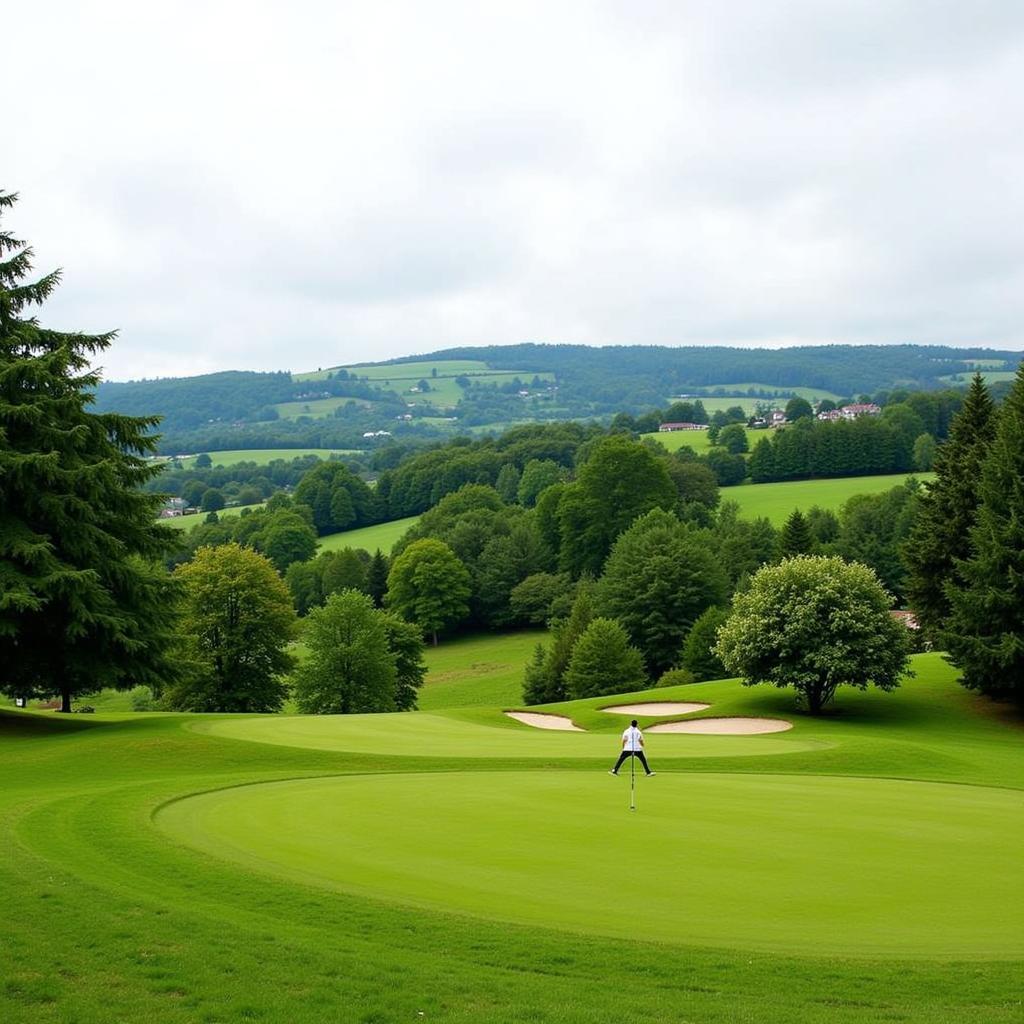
[418,629,548,710]
[2,653,1021,1023]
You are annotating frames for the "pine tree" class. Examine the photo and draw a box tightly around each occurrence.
[780,509,813,557]
[0,191,180,712]
[942,366,1024,700]
[903,374,996,636]
[367,549,389,607]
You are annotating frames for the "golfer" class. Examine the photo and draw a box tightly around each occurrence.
[609,719,655,776]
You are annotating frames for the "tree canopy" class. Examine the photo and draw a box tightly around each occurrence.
[0,190,180,712]
[165,543,297,712]
[386,538,471,644]
[715,555,911,714]
[942,366,1024,701]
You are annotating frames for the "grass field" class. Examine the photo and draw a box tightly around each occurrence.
[940,370,1019,386]
[688,383,841,403]
[176,448,363,467]
[160,502,264,530]
[418,629,546,710]
[725,472,936,524]
[316,515,420,555]
[3,652,1022,1023]
[644,425,752,454]
[273,397,374,420]
[293,360,554,414]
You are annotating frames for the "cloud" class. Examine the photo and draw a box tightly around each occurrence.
[5,0,1024,379]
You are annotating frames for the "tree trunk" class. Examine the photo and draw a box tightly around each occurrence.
[805,684,822,716]
[432,631,438,647]
[59,688,71,713]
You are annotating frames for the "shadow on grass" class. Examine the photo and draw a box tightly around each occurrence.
[0,708,103,737]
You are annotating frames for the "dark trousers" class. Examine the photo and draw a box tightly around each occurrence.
[612,750,651,774]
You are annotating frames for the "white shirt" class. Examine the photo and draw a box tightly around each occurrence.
[622,726,643,751]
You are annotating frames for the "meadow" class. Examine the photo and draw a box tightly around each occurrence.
[316,515,420,554]
[175,448,363,467]
[726,472,936,525]
[160,502,264,530]
[3,652,1022,1023]
[689,382,842,403]
[311,474,935,554]
[644,425,749,454]
[292,359,554,414]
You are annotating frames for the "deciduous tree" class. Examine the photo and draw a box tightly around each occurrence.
[386,538,471,644]
[715,556,910,714]
[166,544,297,712]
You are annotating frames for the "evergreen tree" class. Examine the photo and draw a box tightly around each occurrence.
[680,606,730,680]
[942,366,1024,700]
[366,549,389,607]
[0,191,180,712]
[780,509,813,557]
[564,617,647,699]
[904,374,996,636]
[595,509,728,676]
[521,583,593,704]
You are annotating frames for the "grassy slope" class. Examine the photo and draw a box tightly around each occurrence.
[160,502,265,531]
[316,516,420,555]
[178,447,362,467]
[689,383,841,403]
[644,425,752,454]
[2,654,1022,1023]
[419,629,546,710]
[725,472,936,525]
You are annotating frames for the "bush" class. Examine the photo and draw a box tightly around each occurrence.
[655,668,696,688]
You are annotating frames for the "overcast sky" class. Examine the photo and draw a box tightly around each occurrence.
[7,1,1024,380]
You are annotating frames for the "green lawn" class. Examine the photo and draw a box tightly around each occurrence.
[316,516,419,555]
[4,653,1022,1023]
[725,472,936,525]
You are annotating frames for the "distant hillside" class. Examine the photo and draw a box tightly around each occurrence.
[92,344,1020,455]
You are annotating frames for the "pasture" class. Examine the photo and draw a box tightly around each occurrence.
[316,515,419,555]
[160,502,264,530]
[726,472,936,525]
[293,359,554,415]
[687,382,841,403]
[643,425,738,454]
[3,652,1022,1023]
[175,448,362,467]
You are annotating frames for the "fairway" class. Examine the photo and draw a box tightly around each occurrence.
[157,771,1024,958]
[192,710,820,758]
[5,654,1023,1023]
[176,447,363,467]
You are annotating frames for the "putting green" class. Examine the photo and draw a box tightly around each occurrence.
[157,771,1024,958]
[191,713,824,758]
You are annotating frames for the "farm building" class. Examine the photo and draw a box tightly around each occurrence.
[659,422,707,432]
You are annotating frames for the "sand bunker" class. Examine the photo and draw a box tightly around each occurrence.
[601,702,710,716]
[648,717,792,735]
[504,711,584,732]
